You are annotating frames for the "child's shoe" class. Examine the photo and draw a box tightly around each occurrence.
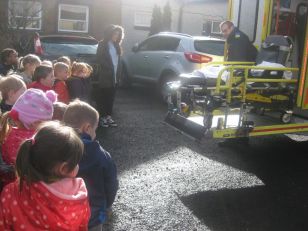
[106,116,117,127]
[100,117,109,128]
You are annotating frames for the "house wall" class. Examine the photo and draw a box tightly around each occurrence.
[182,0,228,36]
[121,0,180,54]
[41,0,121,40]
[0,0,121,51]
[121,0,227,54]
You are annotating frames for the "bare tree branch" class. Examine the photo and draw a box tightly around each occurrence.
[0,0,42,53]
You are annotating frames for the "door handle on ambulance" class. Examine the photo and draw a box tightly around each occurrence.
[144,56,148,59]
[164,55,170,59]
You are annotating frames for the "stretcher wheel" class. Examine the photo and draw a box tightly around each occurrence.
[280,112,292,124]
[203,114,213,129]
[256,107,265,115]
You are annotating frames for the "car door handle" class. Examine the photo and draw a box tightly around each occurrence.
[144,56,148,59]
[164,55,170,59]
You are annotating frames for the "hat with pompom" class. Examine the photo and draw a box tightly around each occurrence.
[9,89,57,129]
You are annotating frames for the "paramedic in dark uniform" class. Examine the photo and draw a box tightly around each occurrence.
[218,21,257,147]
[220,21,258,62]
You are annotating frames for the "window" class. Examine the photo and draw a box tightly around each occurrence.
[8,0,42,30]
[40,37,98,56]
[211,21,222,35]
[138,37,159,51]
[138,37,180,51]
[238,0,259,42]
[155,37,180,51]
[134,11,152,28]
[194,40,225,56]
[58,4,89,33]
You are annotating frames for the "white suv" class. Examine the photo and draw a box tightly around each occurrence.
[122,32,224,95]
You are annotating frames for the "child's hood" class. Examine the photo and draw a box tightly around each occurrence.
[1,179,90,230]
[79,133,110,169]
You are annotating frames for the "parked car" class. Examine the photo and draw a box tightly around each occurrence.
[32,34,99,82]
[122,32,225,96]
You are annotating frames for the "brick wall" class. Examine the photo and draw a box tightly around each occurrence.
[0,0,122,50]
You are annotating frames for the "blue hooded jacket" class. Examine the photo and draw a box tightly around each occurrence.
[78,133,118,228]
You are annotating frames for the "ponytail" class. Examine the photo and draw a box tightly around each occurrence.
[15,140,33,191]
[0,112,11,144]
[16,139,52,191]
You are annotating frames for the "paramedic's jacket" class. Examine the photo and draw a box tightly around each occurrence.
[78,133,119,227]
[227,27,258,62]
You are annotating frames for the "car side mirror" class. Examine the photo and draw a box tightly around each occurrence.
[132,43,139,52]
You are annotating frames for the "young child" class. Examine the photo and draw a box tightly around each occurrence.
[64,100,118,230]
[28,64,55,92]
[66,62,92,102]
[0,89,57,186]
[57,56,71,67]
[0,121,90,230]
[18,54,41,85]
[0,76,26,113]
[53,62,70,104]
[52,101,68,121]
[41,60,53,66]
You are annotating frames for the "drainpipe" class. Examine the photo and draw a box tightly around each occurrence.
[178,3,185,32]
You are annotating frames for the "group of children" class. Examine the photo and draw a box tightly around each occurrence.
[0,49,118,231]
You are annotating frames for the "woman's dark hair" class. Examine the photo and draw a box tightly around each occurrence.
[33,64,53,82]
[102,24,124,55]
[1,48,17,63]
[16,121,83,190]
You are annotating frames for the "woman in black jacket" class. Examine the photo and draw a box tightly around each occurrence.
[94,25,124,127]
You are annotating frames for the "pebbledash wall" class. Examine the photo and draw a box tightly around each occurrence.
[0,0,122,50]
[121,0,228,53]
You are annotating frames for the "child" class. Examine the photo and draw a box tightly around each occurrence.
[41,60,53,66]
[0,76,26,113]
[64,100,118,230]
[66,62,92,102]
[18,54,41,85]
[57,56,71,67]
[0,89,57,186]
[52,101,68,121]
[28,64,55,92]
[0,121,90,230]
[53,62,70,104]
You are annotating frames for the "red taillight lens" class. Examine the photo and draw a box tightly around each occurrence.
[184,52,212,63]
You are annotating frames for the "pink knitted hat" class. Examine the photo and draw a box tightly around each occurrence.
[10,89,57,129]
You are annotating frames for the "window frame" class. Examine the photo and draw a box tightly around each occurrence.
[8,0,42,30]
[211,21,223,35]
[134,11,152,28]
[58,4,89,33]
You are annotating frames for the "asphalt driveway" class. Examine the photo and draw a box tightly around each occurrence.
[96,85,308,231]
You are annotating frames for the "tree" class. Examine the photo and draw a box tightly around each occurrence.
[162,2,172,31]
[0,1,43,54]
[149,5,163,36]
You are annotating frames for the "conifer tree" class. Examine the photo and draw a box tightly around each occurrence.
[149,5,163,36]
[162,2,172,31]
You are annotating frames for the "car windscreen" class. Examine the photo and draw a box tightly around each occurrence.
[41,41,98,56]
[194,40,225,56]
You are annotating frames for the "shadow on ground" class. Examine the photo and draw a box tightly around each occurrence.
[96,86,308,230]
[181,185,308,231]
[181,137,308,231]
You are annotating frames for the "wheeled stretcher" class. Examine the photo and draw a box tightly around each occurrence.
[165,35,300,139]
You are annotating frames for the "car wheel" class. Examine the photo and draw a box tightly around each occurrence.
[158,72,177,103]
